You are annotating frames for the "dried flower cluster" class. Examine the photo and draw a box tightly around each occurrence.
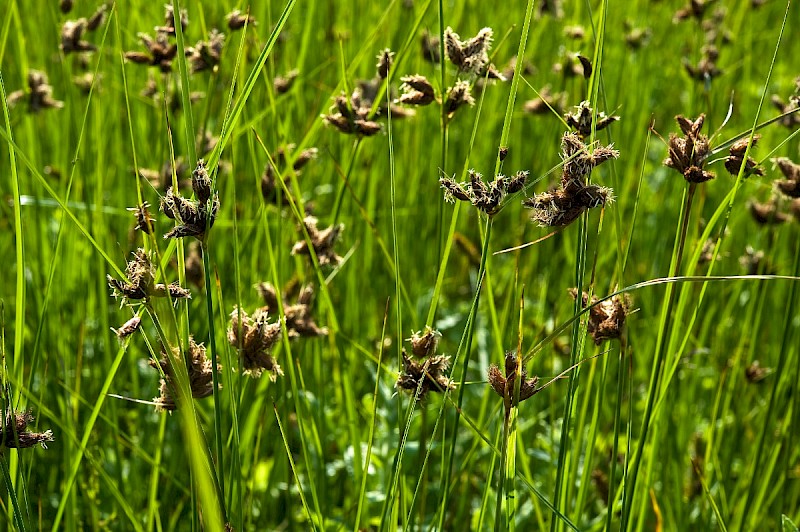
[569,289,632,345]
[125,31,179,73]
[261,145,318,204]
[1,410,54,449]
[564,100,619,138]
[523,86,567,115]
[60,5,107,55]
[226,9,256,31]
[129,202,156,234]
[724,135,763,178]
[663,114,714,183]
[160,159,220,241]
[7,70,64,113]
[107,249,191,303]
[112,315,142,339]
[150,337,220,411]
[525,133,617,227]
[291,215,344,267]
[186,29,225,73]
[396,327,453,400]
[227,308,283,380]
[440,169,528,216]
[770,83,800,130]
[774,157,800,198]
[488,352,541,412]
[256,282,328,339]
[444,27,495,76]
[683,45,721,84]
[274,69,299,94]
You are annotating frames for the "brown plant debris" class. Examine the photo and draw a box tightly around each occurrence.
[488,352,541,411]
[256,282,328,339]
[228,307,283,380]
[524,133,617,227]
[151,337,219,411]
[569,289,632,345]
[1,410,54,449]
[160,159,220,241]
[564,101,619,138]
[107,249,191,303]
[291,215,344,267]
[773,157,800,198]
[440,169,528,216]
[725,135,763,178]
[663,114,714,183]
[7,70,64,113]
[396,351,454,400]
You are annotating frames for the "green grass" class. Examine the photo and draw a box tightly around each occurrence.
[2,0,800,530]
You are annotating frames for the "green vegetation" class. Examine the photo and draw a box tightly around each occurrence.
[2,0,800,530]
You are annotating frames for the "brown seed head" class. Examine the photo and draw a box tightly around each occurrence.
[396,351,454,400]
[1,411,54,449]
[228,308,283,380]
[226,9,256,31]
[291,216,344,267]
[408,327,441,358]
[773,157,800,198]
[152,337,220,411]
[569,289,631,345]
[488,352,540,411]
[397,75,436,106]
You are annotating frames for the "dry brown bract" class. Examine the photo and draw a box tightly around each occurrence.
[107,249,191,303]
[112,315,142,339]
[525,133,617,227]
[151,337,219,412]
[745,360,771,383]
[440,169,528,216]
[569,289,632,345]
[664,114,714,183]
[396,351,454,400]
[161,159,220,241]
[274,69,299,94]
[725,135,763,178]
[1,411,54,449]
[7,70,64,113]
[256,282,328,339]
[228,308,283,380]
[773,157,800,198]
[488,352,541,412]
[291,216,344,267]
